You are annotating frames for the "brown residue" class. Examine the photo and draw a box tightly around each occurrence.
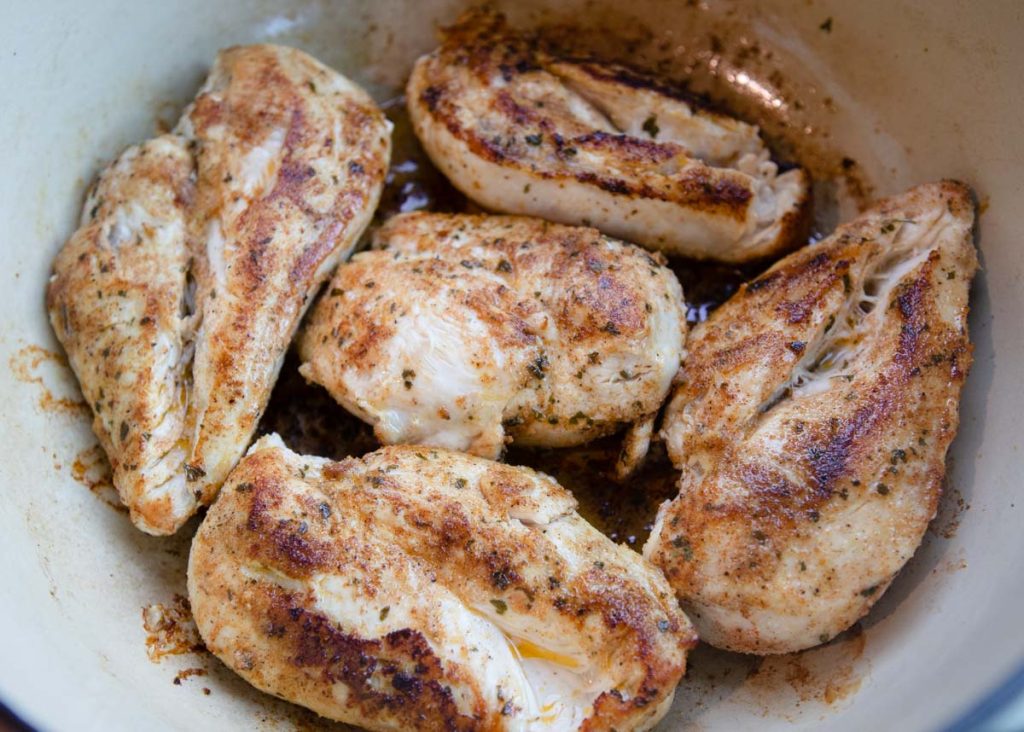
[173,667,208,686]
[71,444,126,513]
[142,594,205,662]
[930,476,969,540]
[257,350,378,461]
[509,438,677,548]
[9,344,88,417]
[373,98,469,230]
[935,554,969,576]
[745,624,867,707]
[837,157,875,214]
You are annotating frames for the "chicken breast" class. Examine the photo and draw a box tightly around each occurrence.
[47,135,195,532]
[188,435,696,731]
[645,181,977,654]
[297,212,686,466]
[47,45,390,534]
[407,8,808,263]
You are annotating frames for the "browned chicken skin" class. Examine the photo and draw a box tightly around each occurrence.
[646,182,978,654]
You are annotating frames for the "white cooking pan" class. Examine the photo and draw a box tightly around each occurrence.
[1,1,1021,730]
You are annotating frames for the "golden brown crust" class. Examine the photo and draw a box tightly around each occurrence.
[418,12,748,217]
[407,8,808,262]
[181,44,390,508]
[647,181,978,653]
[46,136,195,533]
[46,45,390,534]
[189,439,695,730]
[298,212,686,458]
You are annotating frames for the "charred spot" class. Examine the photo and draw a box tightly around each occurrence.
[267,525,331,573]
[747,272,780,292]
[391,672,422,695]
[597,177,631,195]
[264,591,476,728]
[421,86,443,112]
[574,131,675,163]
[246,486,332,575]
[491,568,515,590]
[807,252,831,269]
[804,434,849,498]
[526,354,549,379]
[802,395,891,498]
[473,134,510,163]
[433,508,473,551]
[677,170,752,214]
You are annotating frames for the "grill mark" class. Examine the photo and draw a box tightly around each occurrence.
[556,58,720,116]
[419,59,754,217]
[439,106,755,215]
[574,130,678,162]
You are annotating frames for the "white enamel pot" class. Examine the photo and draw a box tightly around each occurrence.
[1,1,1021,730]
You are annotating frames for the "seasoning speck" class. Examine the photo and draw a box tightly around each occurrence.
[642,115,660,138]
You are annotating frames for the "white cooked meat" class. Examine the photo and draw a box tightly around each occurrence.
[297,212,686,466]
[188,435,696,731]
[407,8,809,263]
[645,182,978,654]
[47,45,390,534]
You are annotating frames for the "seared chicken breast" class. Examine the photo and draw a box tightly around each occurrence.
[47,135,195,532]
[297,212,686,466]
[407,9,808,262]
[645,182,977,654]
[47,45,390,534]
[189,435,695,731]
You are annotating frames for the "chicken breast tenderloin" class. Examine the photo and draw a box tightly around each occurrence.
[645,181,977,654]
[297,212,687,468]
[188,435,696,731]
[407,8,808,263]
[47,45,390,534]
